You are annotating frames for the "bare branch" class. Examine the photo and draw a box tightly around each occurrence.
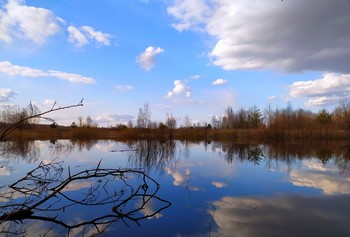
[0,160,171,235]
[0,99,83,141]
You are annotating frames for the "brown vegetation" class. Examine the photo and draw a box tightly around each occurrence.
[2,99,350,142]
[1,124,350,143]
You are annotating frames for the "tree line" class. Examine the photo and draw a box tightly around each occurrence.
[2,99,350,132]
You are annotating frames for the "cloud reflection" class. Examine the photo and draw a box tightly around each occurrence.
[211,181,227,188]
[290,170,350,195]
[211,195,350,237]
[289,160,350,195]
[165,167,200,191]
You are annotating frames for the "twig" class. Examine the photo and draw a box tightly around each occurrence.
[0,99,83,141]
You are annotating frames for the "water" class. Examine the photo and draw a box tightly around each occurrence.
[1,140,350,236]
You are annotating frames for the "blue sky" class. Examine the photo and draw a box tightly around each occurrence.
[1,0,349,127]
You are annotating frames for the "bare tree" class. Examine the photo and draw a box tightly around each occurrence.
[86,115,93,127]
[77,116,84,127]
[0,100,83,141]
[182,115,191,128]
[166,113,177,129]
[137,103,152,129]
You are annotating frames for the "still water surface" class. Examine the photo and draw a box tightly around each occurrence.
[1,140,350,236]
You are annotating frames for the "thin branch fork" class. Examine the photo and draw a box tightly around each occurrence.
[0,99,83,141]
[0,159,171,235]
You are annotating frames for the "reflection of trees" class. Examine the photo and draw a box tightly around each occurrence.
[48,140,74,157]
[0,160,171,236]
[70,139,99,151]
[128,140,177,173]
[211,142,350,173]
[0,140,40,163]
[0,140,75,163]
[247,145,265,165]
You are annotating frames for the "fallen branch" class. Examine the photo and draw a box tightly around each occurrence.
[0,159,171,235]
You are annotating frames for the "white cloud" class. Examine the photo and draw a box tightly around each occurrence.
[0,88,17,102]
[67,26,88,47]
[95,113,134,126]
[136,46,164,71]
[290,73,350,106]
[167,0,211,32]
[190,74,202,80]
[67,25,111,47]
[0,0,61,44]
[81,26,111,46]
[44,98,56,106]
[0,61,95,84]
[116,85,134,92]
[48,70,95,84]
[268,96,276,101]
[212,78,228,85]
[0,1,112,47]
[168,0,350,73]
[165,80,191,99]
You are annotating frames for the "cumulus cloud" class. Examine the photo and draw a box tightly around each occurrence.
[95,113,134,126]
[167,0,211,32]
[168,0,350,73]
[165,80,191,99]
[0,0,61,44]
[68,25,112,47]
[136,46,164,71]
[115,85,134,92]
[290,73,350,106]
[212,78,228,85]
[67,26,88,47]
[0,0,112,47]
[0,61,95,84]
[0,88,17,102]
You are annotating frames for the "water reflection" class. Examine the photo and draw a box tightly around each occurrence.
[211,194,350,237]
[0,140,40,163]
[2,140,350,172]
[0,160,171,236]
[2,139,350,236]
[209,141,350,174]
[127,140,178,173]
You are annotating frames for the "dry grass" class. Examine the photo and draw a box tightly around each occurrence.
[1,124,350,142]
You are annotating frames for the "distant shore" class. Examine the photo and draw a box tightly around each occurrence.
[1,124,350,143]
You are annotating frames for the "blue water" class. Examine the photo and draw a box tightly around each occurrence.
[1,140,350,236]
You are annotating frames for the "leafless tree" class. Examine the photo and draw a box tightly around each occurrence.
[0,100,84,141]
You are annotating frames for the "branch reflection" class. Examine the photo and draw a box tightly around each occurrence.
[0,160,171,236]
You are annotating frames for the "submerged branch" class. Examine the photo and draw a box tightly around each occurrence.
[0,159,171,235]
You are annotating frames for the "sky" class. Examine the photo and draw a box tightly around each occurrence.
[1,0,350,127]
